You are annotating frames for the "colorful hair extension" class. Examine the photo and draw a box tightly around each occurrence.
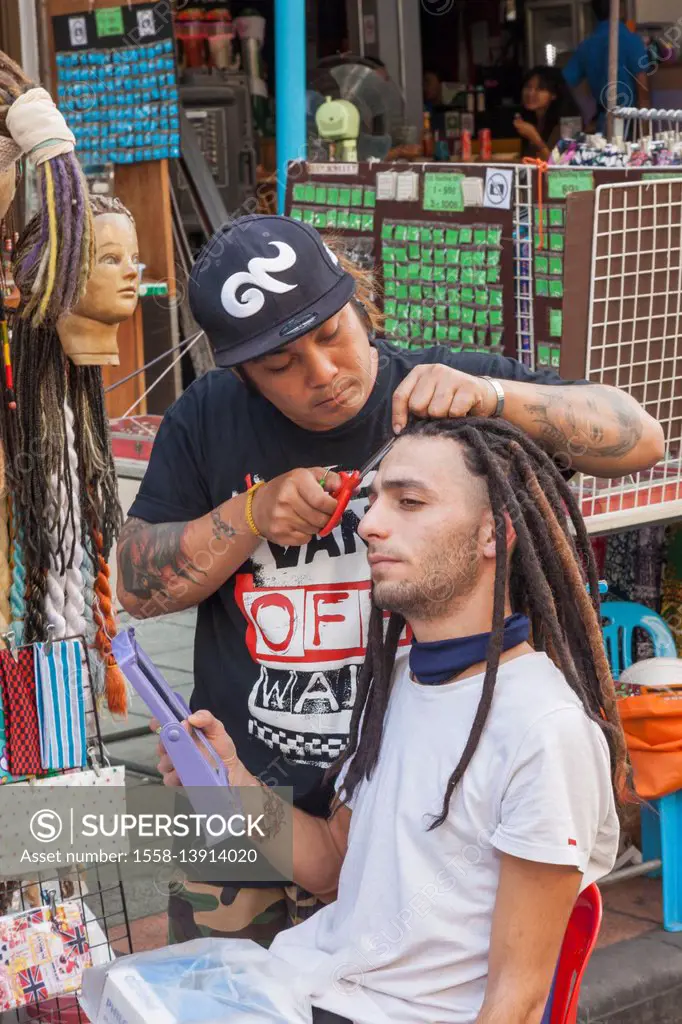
[4,199,125,659]
[8,513,25,645]
[92,528,127,715]
[0,494,11,637]
[44,468,68,638]
[81,536,105,701]
[42,397,87,643]
[0,50,94,323]
[36,161,58,322]
[62,400,87,635]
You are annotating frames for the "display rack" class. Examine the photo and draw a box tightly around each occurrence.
[285,161,682,535]
[284,162,667,373]
[285,161,533,364]
[613,105,682,142]
[0,638,133,1023]
[513,165,535,368]
[563,177,682,534]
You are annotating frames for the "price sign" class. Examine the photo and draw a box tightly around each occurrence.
[95,6,124,37]
[547,170,594,199]
[423,172,465,213]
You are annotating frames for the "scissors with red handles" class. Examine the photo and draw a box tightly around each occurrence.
[319,436,396,538]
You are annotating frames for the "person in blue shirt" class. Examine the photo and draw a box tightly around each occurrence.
[563,0,649,133]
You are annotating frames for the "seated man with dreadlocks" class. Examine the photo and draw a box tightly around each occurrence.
[157,417,624,1024]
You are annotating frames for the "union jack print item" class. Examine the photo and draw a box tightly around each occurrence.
[0,902,91,1010]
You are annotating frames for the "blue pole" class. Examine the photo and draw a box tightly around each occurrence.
[275,0,306,214]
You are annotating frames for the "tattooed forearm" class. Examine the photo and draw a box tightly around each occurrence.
[523,386,644,461]
[117,516,206,601]
[116,497,260,619]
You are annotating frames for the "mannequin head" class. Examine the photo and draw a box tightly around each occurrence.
[58,200,139,365]
[71,211,139,324]
[14,195,138,366]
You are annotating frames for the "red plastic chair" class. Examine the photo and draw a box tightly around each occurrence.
[541,882,602,1024]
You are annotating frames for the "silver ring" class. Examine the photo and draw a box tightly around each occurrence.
[320,468,332,487]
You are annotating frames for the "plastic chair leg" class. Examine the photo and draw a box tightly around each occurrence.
[641,800,663,880]
[660,791,682,932]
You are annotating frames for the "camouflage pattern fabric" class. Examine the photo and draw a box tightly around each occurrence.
[168,880,322,947]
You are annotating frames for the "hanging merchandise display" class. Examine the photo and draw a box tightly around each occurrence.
[4,194,139,715]
[34,639,88,771]
[0,901,92,1012]
[553,136,682,169]
[552,108,682,169]
[52,5,181,166]
[0,48,133,1012]
[0,52,133,706]
[287,163,518,360]
[0,640,89,780]
[0,647,42,776]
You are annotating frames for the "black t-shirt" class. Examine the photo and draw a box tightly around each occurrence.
[129,341,575,816]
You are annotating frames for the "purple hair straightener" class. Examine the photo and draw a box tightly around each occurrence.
[112,627,228,788]
[112,628,239,845]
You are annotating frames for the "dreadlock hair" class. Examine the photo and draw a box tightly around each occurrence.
[1,196,125,708]
[335,416,627,828]
[0,50,94,323]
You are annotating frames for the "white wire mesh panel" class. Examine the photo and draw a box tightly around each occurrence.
[578,178,682,532]
[513,165,535,368]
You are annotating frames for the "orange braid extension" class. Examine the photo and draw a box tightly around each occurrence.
[92,528,127,715]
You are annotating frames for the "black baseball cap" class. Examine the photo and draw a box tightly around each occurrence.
[188,214,356,368]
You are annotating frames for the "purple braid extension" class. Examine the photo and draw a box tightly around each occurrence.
[51,158,73,314]
[63,158,84,310]
[68,153,88,303]
[55,158,77,312]
[20,168,52,319]
[18,167,50,281]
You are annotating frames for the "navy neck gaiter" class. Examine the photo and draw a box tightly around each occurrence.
[409,613,531,685]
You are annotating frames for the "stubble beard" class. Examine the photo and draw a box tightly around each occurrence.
[372,529,482,621]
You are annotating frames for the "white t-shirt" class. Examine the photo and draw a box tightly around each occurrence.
[271,651,620,1024]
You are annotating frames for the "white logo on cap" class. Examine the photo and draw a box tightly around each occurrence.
[324,243,339,265]
[221,241,298,319]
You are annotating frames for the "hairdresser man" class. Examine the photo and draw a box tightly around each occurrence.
[117,214,662,943]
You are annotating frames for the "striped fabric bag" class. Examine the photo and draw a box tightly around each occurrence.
[34,639,87,770]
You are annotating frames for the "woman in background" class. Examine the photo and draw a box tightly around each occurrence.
[514,65,578,160]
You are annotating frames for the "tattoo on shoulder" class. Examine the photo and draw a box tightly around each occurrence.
[525,386,643,460]
[117,516,205,601]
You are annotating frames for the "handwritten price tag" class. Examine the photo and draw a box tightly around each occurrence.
[423,172,465,213]
[547,170,594,199]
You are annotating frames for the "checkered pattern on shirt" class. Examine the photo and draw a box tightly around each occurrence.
[0,647,42,775]
[249,719,346,764]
